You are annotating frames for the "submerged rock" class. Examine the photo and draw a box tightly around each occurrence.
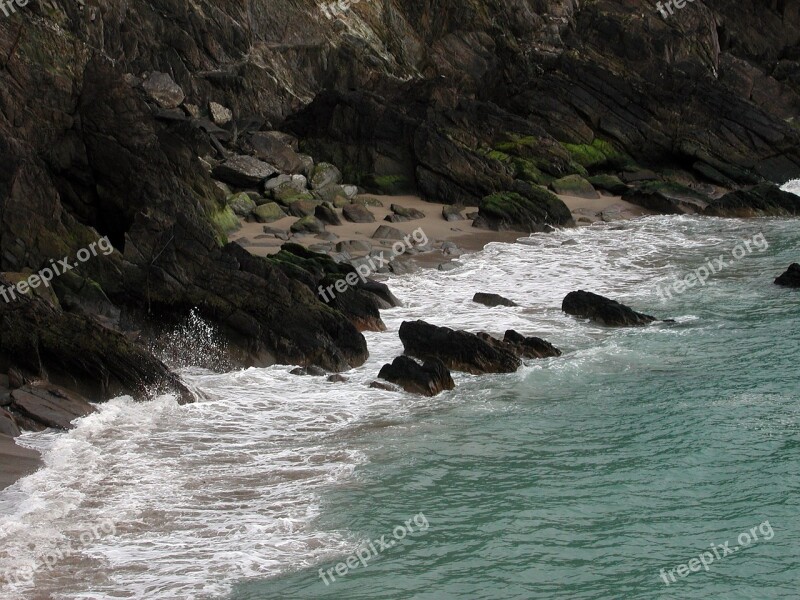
[775,264,800,287]
[378,356,455,396]
[562,290,656,327]
[473,292,518,307]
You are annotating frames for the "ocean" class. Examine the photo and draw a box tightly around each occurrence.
[1,184,798,599]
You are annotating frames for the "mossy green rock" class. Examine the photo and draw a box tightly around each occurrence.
[254,202,287,223]
[473,186,573,232]
[587,175,630,195]
[550,175,600,199]
[227,192,257,217]
[311,163,343,189]
[290,216,326,234]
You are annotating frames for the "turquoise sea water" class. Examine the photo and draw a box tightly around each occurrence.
[1,214,798,600]
[231,216,799,600]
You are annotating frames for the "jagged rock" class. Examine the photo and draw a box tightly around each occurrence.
[386,204,425,222]
[562,291,656,327]
[550,175,600,199]
[442,205,465,221]
[703,184,800,217]
[227,192,257,217]
[399,320,521,374]
[775,264,800,287]
[253,202,287,223]
[473,292,517,307]
[473,185,573,232]
[212,156,279,188]
[9,383,96,430]
[315,204,342,225]
[209,101,233,125]
[290,216,326,234]
[342,203,376,223]
[372,225,406,240]
[623,181,711,214]
[141,72,184,109]
[478,330,561,359]
[249,131,304,173]
[310,162,343,189]
[378,356,455,396]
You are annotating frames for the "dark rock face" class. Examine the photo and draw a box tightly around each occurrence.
[562,291,657,327]
[704,185,800,217]
[473,292,518,308]
[775,264,800,287]
[623,182,711,215]
[378,356,455,396]
[399,321,521,374]
[8,383,96,431]
[480,330,562,359]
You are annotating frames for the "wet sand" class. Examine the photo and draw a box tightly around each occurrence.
[0,434,41,490]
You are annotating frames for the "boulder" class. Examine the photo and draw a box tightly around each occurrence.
[587,175,630,195]
[378,356,455,396]
[253,202,287,223]
[442,205,466,221]
[9,383,96,430]
[209,101,233,125]
[310,162,343,189]
[212,156,279,188]
[774,263,800,287]
[290,366,327,376]
[372,225,406,240]
[550,175,600,199]
[399,320,521,374]
[385,204,425,222]
[473,292,518,307]
[473,184,573,232]
[315,204,342,225]
[270,175,309,202]
[227,192,257,217]
[0,409,20,437]
[288,200,321,218]
[342,203,376,223]
[141,72,184,108]
[249,131,305,173]
[623,181,711,214]
[562,290,656,326]
[290,216,326,234]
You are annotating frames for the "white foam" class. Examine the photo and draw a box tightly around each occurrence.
[781,178,800,197]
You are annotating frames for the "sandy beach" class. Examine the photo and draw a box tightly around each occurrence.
[230,192,653,262]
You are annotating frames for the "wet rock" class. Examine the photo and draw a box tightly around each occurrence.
[473,185,573,232]
[0,409,20,437]
[440,241,461,256]
[378,356,455,396]
[290,366,327,376]
[369,381,398,392]
[623,181,711,214]
[703,184,800,217]
[479,330,562,359]
[562,291,656,327]
[9,383,96,430]
[399,320,521,375]
[141,72,184,108]
[327,374,348,383]
[342,203,376,223]
[775,263,800,287]
[473,292,518,307]
[212,156,279,188]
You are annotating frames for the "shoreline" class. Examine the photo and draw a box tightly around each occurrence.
[230,192,653,267]
[0,434,42,491]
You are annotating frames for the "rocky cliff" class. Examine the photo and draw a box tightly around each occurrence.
[1,0,798,413]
